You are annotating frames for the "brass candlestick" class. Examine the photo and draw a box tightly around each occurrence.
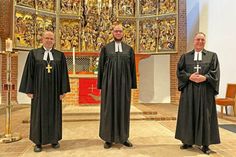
[0,50,21,143]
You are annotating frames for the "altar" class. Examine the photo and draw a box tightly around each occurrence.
[62,51,149,106]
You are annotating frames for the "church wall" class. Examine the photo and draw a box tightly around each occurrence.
[199,0,236,114]
[170,0,187,105]
[186,0,199,51]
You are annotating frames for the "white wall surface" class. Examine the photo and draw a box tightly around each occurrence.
[139,55,170,103]
[17,51,31,104]
[199,0,236,114]
[199,0,236,97]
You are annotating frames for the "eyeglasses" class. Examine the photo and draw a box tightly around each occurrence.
[113,30,123,33]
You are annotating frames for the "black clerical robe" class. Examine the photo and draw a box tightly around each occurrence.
[97,41,137,143]
[175,49,220,146]
[19,47,70,145]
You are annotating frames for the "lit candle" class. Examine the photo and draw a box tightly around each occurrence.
[109,0,112,8]
[72,47,75,65]
[97,0,102,14]
[6,38,13,52]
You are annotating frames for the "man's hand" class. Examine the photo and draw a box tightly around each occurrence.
[60,94,65,100]
[189,72,206,83]
[27,93,33,99]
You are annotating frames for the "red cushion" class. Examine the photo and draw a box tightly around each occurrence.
[215,98,235,106]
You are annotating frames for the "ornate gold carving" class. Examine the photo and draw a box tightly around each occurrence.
[118,0,135,16]
[61,0,81,15]
[139,20,157,52]
[158,18,176,50]
[60,20,81,51]
[16,0,35,8]
[140,0,157,15]
[15,12,35,48]
[122,20,136,50]
[37,0,55,12]
[36,16,55,47]
[159,0,176,14]
[14,0,177,53]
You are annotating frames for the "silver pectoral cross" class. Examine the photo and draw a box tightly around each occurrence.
[194,64,201,73]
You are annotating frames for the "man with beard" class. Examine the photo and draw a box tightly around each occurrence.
[19,31,70,152]
[175,32,220,154]
[97,24,137,149]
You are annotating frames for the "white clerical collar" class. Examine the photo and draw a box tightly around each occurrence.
[43,47,54,61]
[115,42,123,52]
[194,50,202,61]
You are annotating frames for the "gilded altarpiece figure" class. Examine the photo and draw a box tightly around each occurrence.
[121,20,136,49]
[140,0,157,15]
[158,17,176,51]
[139,20,157,52]
[37,0,56,12]
[36,16,55,47]
[159,0,176,14]
[15,12,35,48]
[118,0,135,16]
[60,20,81,51]
[61,0,81,15]
[13,0,178,53]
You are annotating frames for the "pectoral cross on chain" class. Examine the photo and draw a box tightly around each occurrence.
[46,64,52,73]
[194,64,201,73]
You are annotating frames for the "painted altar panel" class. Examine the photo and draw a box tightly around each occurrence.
[13,0,178,54]
[60,19,81,51]
[14,11,35,48]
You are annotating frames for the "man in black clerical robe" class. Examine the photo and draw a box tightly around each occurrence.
[175,32,220,154]
[97,24,137,149]
[19,31,70,152]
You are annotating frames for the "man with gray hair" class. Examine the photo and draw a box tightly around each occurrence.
[19,31,70,152]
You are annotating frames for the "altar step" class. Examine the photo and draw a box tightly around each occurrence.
[62,112,176,122]
[62,105,176,122]
[62,112,145,122]
[22,105,176,123]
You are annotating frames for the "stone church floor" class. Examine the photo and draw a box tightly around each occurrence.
[0,104,236,157]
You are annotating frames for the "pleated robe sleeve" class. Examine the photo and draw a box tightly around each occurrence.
[97,46,106,89]
[204,53,220,95]
[60,53,71,94]
[177,54,191,91]
[19,50,35,94]
[130,48,137,89]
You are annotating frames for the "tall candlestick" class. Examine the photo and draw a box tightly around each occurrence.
[6,38,13,52]
[72,47,75,65]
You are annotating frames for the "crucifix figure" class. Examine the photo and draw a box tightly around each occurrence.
[194,64,201,73]
[46,64,52,73]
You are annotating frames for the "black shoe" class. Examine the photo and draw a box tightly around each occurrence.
[201,146,211,155]
[123,141,133,147]
[34,145,42,152]
[104,142,112,149]
[51,143,60,149]
[180,144,192,149]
